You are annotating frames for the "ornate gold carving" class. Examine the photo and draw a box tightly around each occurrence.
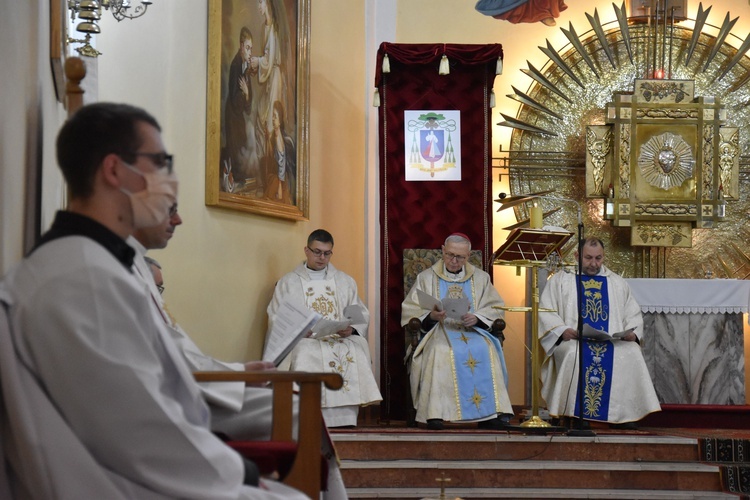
[502,11,748,274]
[719,127,739,198]
[633,204,697,216]
[619,123,630,197]
[631,222,692,248]
[635,109,698,119]
[633,222,692,247]
[702,125,714,199]
[636,80,692,103]
[585,126,612,196]
[637,132,694,190]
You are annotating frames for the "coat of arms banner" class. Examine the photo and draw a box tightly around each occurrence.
[404,110,462,181]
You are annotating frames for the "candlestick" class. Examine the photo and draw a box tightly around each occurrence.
[530,203,543,228]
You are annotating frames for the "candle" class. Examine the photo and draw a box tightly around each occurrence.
[530,203,543,229]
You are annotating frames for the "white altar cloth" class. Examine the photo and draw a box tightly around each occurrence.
[625,278,750,316]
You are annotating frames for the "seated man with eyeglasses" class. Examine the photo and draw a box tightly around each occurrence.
[401,233,514,430]
[0,102,305,498]
[264,229,382,427]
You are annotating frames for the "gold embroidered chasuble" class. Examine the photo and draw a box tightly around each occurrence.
[402,261,513,423]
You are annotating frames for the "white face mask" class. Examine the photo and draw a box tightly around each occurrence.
[120,163,179,229]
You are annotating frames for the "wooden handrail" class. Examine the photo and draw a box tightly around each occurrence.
[193,370,343,389]
[194,370,342,498]
[64,57,86,115]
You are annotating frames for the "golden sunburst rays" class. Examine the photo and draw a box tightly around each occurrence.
[499,2,750,279]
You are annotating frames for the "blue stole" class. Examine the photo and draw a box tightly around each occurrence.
[574,275,615,421]
[438,278,503,420]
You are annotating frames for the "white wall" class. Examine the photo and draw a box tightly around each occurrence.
[95,0,369,363]
[0,1,67,274]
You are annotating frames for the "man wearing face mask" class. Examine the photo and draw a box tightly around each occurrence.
[0,102,305,499]
[130,212,350,499]
[538,238,660,429]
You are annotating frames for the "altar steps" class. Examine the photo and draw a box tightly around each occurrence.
[331,430,737,499]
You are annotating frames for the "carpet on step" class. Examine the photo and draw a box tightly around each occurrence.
[700,437,750,463]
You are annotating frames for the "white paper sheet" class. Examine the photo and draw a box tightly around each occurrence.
[263,301,321,366]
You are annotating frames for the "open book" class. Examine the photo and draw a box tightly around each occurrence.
[582,324,631,341]
[416,289,470,320]
[262,301,321,366]
[263,302,368,366]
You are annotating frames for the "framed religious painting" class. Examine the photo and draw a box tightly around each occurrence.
[50,0,67,103]
[206,0,310,221]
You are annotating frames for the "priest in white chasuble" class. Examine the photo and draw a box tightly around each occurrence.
[539,237,661,427]
[265,229,382,427]
[401,233,513,430]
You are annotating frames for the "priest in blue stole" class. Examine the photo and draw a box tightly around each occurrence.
[402,233,514,430]
[538,238,661,426]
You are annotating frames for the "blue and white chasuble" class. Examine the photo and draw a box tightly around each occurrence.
[437,278,507,420]
[574,275,615,421]
[538,265,660,424]
[402,260,514,424]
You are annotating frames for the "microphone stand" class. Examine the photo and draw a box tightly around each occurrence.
[524,193,594,436]
[497,192,595,435]
[568,211,595,437]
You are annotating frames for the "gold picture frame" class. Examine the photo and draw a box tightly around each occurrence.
[50,0,67,103]
[206,0,310,221]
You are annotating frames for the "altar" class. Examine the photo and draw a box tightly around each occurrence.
[625,279,750,405]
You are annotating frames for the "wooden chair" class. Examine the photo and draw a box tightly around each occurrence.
[402,249,506,426]
[194,370,342,499]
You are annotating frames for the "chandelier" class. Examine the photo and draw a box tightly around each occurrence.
[67,1,155,58]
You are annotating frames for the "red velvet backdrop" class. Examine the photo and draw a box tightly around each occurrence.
[376,43,503,422]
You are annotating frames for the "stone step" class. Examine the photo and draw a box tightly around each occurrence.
[346,487,737,499]
[339,459,722,491]
[331,430,736,497]
[333,433,699,463]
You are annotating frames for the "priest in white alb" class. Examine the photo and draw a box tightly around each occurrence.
[538,237,661,428]
[265,229,382,427]
[401,233,513,431]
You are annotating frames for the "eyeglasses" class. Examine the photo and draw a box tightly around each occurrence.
[443,251,467,262]
[130,152,174,173]
[307,246,333,257]
[156,284,165,295]
[168,203,178,217]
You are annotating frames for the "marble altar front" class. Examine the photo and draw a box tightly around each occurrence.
[626,279,750,405]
